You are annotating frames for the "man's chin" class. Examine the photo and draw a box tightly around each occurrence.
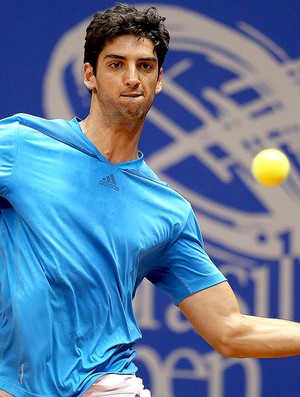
[120,106,149,120]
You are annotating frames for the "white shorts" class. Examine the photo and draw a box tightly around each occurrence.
[0,374,151,397]
[82,374,151,397]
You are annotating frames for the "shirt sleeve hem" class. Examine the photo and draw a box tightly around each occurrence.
[173,275,227,306]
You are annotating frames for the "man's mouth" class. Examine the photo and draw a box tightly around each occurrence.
[121,92,143,98]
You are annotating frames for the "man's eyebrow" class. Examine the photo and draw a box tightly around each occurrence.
[104,54,157,62]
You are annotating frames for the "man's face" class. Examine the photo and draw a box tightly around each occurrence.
[84,35,163,123]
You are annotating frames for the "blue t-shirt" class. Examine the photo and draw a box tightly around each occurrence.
[0,114,226,396]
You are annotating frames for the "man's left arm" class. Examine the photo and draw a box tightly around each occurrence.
[178,280,300,358]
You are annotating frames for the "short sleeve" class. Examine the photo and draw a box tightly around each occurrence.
[147,209,226,305]
[0,116,19,196]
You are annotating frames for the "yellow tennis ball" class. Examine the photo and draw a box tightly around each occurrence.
[251,149,290,186]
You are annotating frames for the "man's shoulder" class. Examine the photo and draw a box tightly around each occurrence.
[134,158,192,208]
[13,113,72,132]
[1,113,93,155]
[135,158,163,181]
[0,113,74,135]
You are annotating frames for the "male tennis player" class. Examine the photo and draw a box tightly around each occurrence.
[1,3,300,397]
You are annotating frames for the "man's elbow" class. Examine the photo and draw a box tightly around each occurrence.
[210,315,249,358]
[214,338,242,358]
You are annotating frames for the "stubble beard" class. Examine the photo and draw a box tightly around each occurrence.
[96,88,155,130]
[119,102,151,121]
[105,99,153,128]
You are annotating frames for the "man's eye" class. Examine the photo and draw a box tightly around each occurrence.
[110,62,122,68]
[140,63,153,71]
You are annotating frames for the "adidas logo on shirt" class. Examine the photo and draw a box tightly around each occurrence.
[99,174,119,191]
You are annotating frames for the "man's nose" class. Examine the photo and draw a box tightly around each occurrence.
[124,65,140,87]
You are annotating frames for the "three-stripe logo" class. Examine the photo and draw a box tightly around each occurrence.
[99,174,119,191]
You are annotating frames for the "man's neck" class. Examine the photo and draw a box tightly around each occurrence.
[79,115,143,164]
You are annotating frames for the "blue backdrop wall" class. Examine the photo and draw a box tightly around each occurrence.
[1,1,300,396]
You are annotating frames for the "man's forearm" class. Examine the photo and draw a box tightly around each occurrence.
[224,313,300,359]
[179,282,300,359]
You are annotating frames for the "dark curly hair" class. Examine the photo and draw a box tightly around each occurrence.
[84,3,170,73]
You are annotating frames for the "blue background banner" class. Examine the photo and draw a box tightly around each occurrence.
[1,1,300,396]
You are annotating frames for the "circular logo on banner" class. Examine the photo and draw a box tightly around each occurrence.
[43,4,300,305]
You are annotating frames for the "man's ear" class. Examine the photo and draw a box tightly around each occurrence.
[155,68,163,94]
[83,63,96,91]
